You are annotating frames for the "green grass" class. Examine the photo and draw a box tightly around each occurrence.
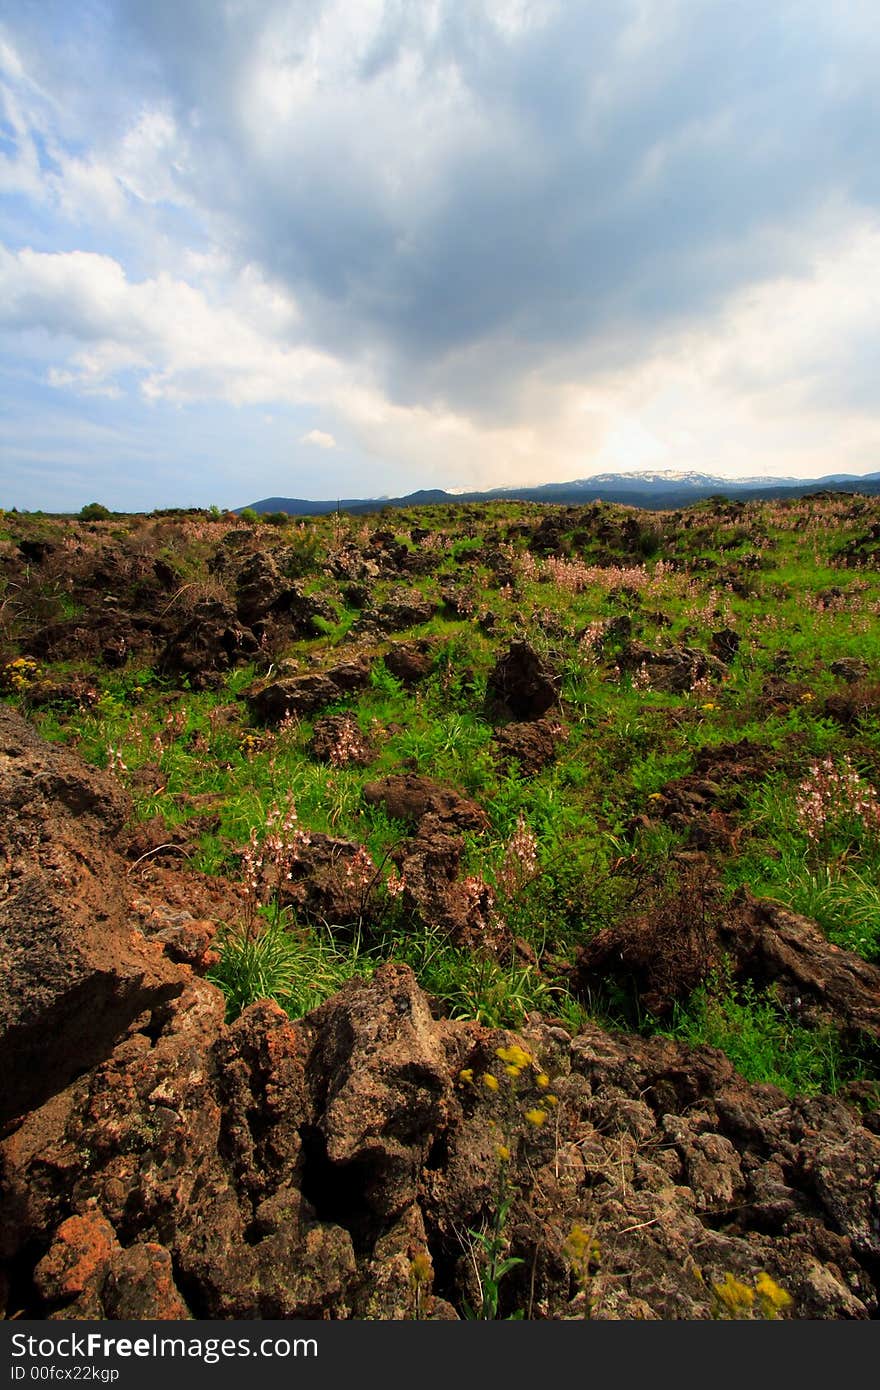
[662,977,857,1097]
[4,493,880,1095]
[208,914,375,1022]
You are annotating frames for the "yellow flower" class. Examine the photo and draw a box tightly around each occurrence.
[505,1065,522,1078]
[458,1068,474,1084]
[564,1223,600,1268]
[755,1272,791,1315]
[496,1043,532,1069]
[712,1272,755,1318]
[800,691,814,703]
[545,1094,558,1107]
[496,1144,511,1162]
[483,1074,499,1092]
[535,1073,550,1088]
[524,1108,548,1127]
[409,1252,432,1287]
[701,702,716,711]
[565,1224,587,1261]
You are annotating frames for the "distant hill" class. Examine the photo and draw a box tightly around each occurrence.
[240,469,880,516]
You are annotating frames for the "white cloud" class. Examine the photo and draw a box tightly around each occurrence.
[6,211,880,490]
[300,428,337,449]
[0,244,343,405]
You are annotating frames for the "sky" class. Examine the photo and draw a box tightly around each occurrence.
[2,1,880,512]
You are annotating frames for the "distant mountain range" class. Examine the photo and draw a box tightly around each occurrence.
[240,468,880,516]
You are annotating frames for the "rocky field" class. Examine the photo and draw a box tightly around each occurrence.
[1,493,879,1319]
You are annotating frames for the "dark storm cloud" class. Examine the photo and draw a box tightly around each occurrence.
[86,0,877,416]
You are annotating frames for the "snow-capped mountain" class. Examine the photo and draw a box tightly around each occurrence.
[241,468,880,516]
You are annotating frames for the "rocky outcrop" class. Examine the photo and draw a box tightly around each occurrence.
[3,708,880,1321]
[492,717,564,775]
[362,774,489,833]
[159,600,260,688]
[572,878,880,1043]
[0,706,184,1126]
[486,642,561,721]
[247,656,371,723]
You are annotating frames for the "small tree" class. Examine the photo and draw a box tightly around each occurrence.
[79,502,111,521]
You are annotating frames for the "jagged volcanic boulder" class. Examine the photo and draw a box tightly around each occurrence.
[0,706,184,1126]
[710,627,741,663]
[572,877,880,1041]
[362,774,489,832]
[234,549,285,624]
[383,639,436,686]
[719,891,880,1041]
[159,600,260,688]
[492,717,564,774]
[485,641,561,721]
[276,832,377,927]
[247,656,371,723]
[389,814,511,956]
[830,657,870,683]
[617,640,727,694]
[236,552,337,635]
[310,714,375,766]
[369,587,436,632]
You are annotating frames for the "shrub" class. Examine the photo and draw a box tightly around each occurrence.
[79,502,111,521]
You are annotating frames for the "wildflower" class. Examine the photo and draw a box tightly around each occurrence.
[344,844,376,889]
[535,1073,550,1088]
[106,745,127,776]
[497,817,539,898]
[386,869,406,899]
[712,1272,755,1318]
[458,1069,474,1085]
[483,1074,499,1092]
[632,662,652,692]
[795,755,880,842]
[505,1066,522,1078]
[326,716,371,767]
[755,1272,792,1316]
[496,1044,532,1069]
[496,1144,511,1162]
[409,1252,432,1286]
[524,1108,548,1127]
[409,1250,432,1318]
[564,1223,600,1267]
[1,656,41,692]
